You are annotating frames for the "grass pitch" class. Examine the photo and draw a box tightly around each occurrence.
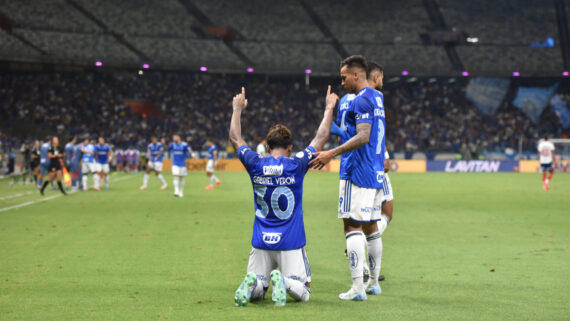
[0,171,569,320]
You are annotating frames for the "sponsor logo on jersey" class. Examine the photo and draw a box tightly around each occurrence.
[262,232,282,244]
[339,102,350,111]
[263,165,283,176]
[356,113,369,120]
[376,171,384,183]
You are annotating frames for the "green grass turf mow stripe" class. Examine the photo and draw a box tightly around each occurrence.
[0,172,568,320]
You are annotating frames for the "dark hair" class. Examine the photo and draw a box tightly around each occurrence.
[367,61,384,78]
[266,124,292,150]
[340,55,368,71]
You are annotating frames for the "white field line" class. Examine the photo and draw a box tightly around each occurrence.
[0,174,139,213]
[0,191,34,201]
[0,194,62,213]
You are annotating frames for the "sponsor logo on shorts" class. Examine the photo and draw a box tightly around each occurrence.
[262,232,282,245]
[360,207,372,213]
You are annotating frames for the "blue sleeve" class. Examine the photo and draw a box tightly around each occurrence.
[353,96,374,125]
[237,145,258,171]
[330,122,350,140]
[294,146,316,174]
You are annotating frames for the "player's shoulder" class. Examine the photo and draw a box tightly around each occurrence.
[341,93,357,102]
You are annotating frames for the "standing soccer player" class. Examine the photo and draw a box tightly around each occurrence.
[40,136,67,195]
[310,56,386,301]
[256,139,268,157]
[204,139,221,190]
[141,136,168,190]
[538,136,555,191]
[232,86,338,307]
[65,137,78,190]
[94,137,112,190]
[331,61,392,289]
[19,141,32,184]
[38,138,50,189]
[30,140,41,185]
[80,138,96,191]
[168,135,192,197]
[115,148,124,172]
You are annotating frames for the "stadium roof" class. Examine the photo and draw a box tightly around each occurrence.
[0,0,568,76]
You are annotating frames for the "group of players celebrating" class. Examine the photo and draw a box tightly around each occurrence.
[232,55,395,307]
[28,134,223,197]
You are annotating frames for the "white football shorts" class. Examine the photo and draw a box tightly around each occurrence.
[81,162,96,174]
[148,161,163,172]
[95,163,110,174]
[247,247,311,288]
[171,165,187,176]
[383,173,394,202]
[206,159,215,173]
[338,179,384,222]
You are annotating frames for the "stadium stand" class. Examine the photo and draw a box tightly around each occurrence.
[0,71,567,158]
[0,0,566,75]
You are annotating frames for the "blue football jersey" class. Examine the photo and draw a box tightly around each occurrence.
[82,144,95,163]
[238,145,315,251]
[341,87,386,189]
[65,142,75,163]
[95,144,111,164]
[71,144,82,164]
[40,142,49,165]
[336,94,356,182]
[168,142,191,166]
[208,145,218,160]
[147,143,164,162]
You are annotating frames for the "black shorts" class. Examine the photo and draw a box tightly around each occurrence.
[31,160,40,169]
[49,162,62,172]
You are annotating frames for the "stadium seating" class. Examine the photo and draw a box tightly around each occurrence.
[0,0,564,74]
[0,71,566,156]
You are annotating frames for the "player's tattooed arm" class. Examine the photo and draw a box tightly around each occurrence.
[310,85,339,152]
[309,122,371,170]
[229,87,248,150]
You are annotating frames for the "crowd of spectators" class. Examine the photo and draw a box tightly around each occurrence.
[1,71,567,160]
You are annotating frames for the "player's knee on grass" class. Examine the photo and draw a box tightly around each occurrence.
[250,276,268,301]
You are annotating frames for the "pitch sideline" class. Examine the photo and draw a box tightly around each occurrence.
[0,174,140,213]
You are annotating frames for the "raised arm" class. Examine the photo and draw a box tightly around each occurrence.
[310,85,338,152]
[229,87,248,150]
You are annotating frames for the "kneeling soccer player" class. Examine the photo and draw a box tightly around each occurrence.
[230,86,338,307]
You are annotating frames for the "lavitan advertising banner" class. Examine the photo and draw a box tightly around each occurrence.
[427,160,518,173]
